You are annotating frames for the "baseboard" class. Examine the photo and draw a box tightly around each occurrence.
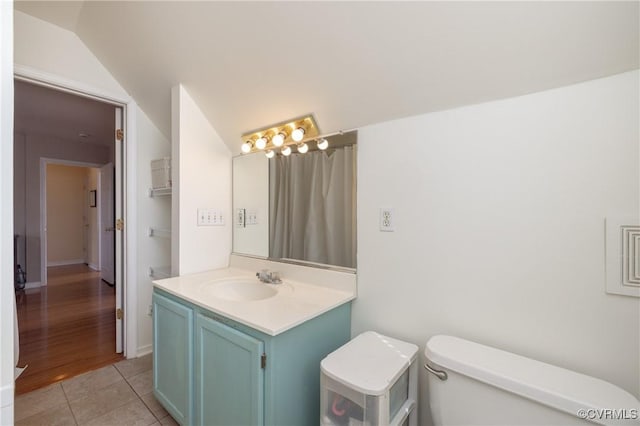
[0,382,14,413]
[87,263,100,271]
[136,344,152,358]
[24,281,41,289]
[47,259,85,267]
[0,404,13,426]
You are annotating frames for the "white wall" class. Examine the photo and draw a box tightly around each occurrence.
[13,9,167,356]
[353,70,640,423]
[171,85,232,275]
[0,1,14,423]
[14,11,129,99]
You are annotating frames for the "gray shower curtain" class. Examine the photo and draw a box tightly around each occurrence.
[269,145,356,268]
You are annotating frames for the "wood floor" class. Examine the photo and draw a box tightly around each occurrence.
[15,264,123,395]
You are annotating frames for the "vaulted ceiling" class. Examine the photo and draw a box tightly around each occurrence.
[15,1,640,152]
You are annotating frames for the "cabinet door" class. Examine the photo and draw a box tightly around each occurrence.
[196,313,264,426]
[153,292,193,425]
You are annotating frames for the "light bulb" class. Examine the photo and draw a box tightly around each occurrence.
[317,138,329,150]
[241,141,253,153]
[297,143,309,154]
[281,146,292,156]
[265,150,275,158]
[272,132,285,147]
[291,127,305,142]
[255,136,268,150]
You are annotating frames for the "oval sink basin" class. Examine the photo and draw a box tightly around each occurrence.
[205,278,277,302]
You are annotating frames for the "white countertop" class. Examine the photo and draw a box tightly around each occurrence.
[153,266,356,336]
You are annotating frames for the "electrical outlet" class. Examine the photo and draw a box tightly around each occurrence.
[380,208,394,232]
[247,210,258,225]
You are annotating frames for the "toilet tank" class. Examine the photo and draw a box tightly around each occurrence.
[425,335,640,426]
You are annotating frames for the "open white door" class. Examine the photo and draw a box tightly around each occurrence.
[114,108,124,354]
[99,163,115,284]
[101,107,124,354]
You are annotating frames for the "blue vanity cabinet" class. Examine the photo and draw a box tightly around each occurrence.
[195,312,264,426]
[261,304,351,426]
[153,287,352,426]
[152,292,194,425]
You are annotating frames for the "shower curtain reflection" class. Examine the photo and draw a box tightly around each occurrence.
[270,145,356,268]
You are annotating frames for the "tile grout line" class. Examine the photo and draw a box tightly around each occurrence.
[113,363,126,380]
[59,382,79,426]
[139,395,169,425]
[120,367,162,425]
[115,357,171,424]
[105,364,154,425]
[71,365,139,425]
[14,383,68,424]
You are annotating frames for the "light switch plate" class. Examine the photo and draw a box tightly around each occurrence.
[198,209,225,226]
[236,208,246,227]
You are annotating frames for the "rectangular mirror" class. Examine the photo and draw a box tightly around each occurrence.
[233,131,357,270]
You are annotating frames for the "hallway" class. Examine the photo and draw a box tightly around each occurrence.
[15,264,123,395]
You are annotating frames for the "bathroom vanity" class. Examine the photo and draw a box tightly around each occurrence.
[153,130,359,425]
[152,263,356,426]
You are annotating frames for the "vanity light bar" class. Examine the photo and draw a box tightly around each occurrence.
[263,130,354,157]
[241,117,357,157]
[240,115,320,155]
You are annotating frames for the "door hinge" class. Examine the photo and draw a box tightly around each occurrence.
[116,219,124,231]
[116,129,124,141]
[261,353,267,369]
[116,308,123,320]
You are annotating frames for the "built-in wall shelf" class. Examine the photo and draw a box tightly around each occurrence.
[148,227,171,238]
[148,187,172,198]
[149,266,172,279]
[148,159,172,286]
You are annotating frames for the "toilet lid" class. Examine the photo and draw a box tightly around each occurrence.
[425,335,640,421]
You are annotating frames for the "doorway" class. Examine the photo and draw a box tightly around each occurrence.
[13,79,126,393]
[40,161,116,286]
[42,163,101,271]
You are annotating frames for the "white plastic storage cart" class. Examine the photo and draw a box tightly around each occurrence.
[320,331,418,426]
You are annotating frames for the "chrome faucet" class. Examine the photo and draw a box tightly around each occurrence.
[256,269,282,284]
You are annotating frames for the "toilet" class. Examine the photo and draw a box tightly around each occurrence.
[424,335,640,425]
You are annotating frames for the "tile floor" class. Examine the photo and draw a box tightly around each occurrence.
[14,355,178,426]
